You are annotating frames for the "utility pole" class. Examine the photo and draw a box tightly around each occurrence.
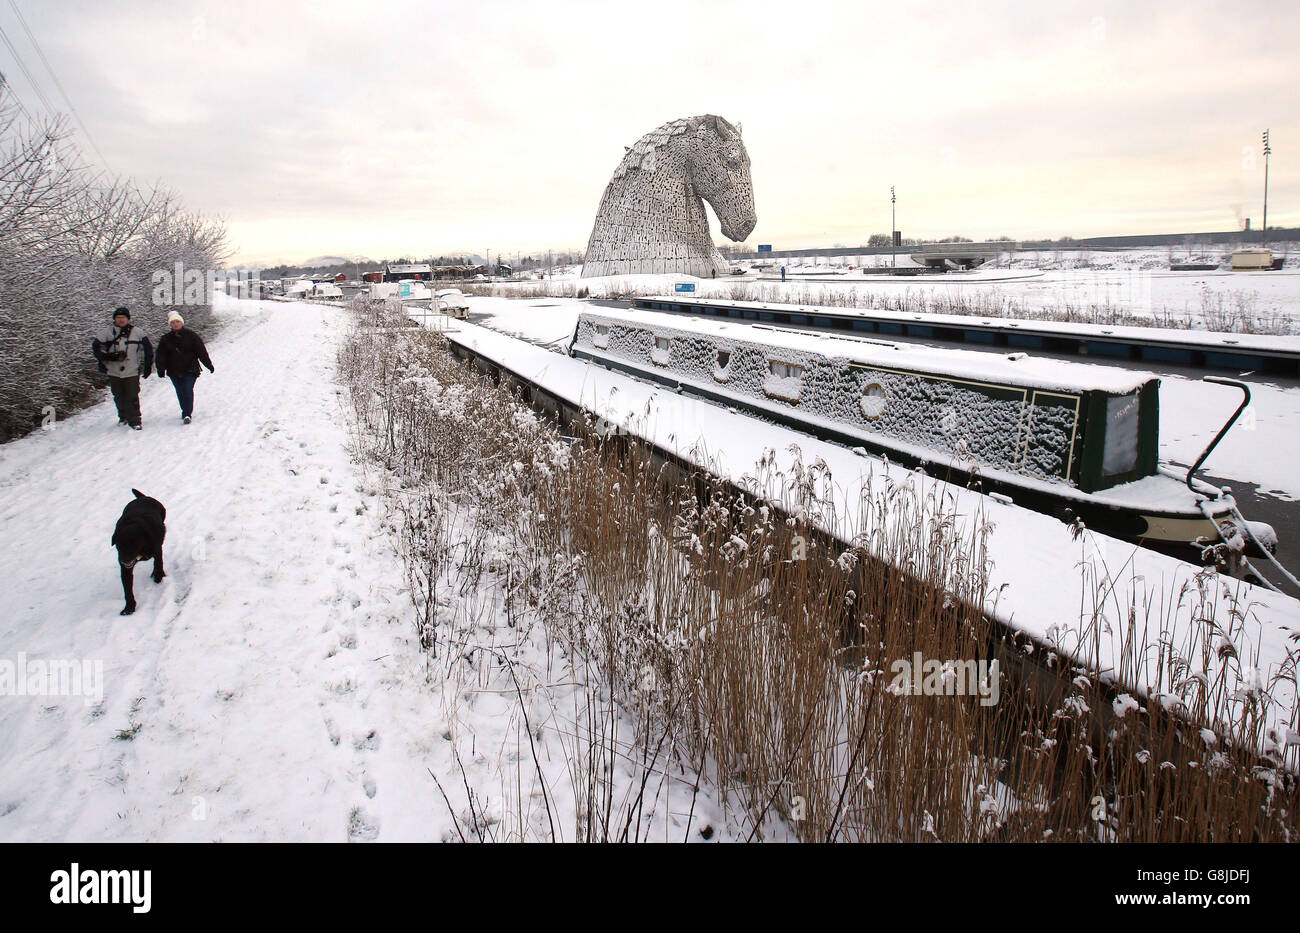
[1262,129,1271,248]
[890,185,897,268]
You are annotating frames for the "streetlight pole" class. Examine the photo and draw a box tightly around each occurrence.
[890,185,896,269]
[1262,129,1271,248]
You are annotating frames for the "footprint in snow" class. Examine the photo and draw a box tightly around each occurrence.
[347,807,379,842]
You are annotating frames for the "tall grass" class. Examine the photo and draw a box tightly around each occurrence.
[339,302,1299,841]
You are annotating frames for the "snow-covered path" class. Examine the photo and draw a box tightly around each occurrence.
[0,297,741,843]
[0,299,441,841]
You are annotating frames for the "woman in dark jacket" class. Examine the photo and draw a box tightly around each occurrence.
[155,311,214,423]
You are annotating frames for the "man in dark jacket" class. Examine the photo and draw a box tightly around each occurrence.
[155,310,214,424]
[91,306,153,430]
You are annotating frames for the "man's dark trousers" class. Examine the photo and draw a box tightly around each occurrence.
[170,373,197,419]
[109,375,141,426]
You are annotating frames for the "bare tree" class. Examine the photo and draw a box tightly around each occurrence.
[0,83,229,440]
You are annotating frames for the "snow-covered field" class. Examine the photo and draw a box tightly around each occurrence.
[758,244,1300,273]
[496,249,1300,334]
[0,295,739,842]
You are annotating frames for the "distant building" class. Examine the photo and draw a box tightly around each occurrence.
[432,265,479,280]
[383,262,432,282]
[1230,247,1281,270]
[910,241,1019,270]
[361,271,383,283]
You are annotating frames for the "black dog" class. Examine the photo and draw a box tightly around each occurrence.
[111,489,166,615]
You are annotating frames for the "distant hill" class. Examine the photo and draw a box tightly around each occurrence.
[236,251,582,277]
[301,255,374,268]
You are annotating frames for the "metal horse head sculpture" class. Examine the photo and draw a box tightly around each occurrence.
[582,114,756,278]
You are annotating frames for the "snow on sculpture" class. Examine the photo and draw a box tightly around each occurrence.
[581,114,756,278]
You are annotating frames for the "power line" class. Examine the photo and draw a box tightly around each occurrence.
[0,20,54,115]
[0,69,32,122]
[6,0,109,169]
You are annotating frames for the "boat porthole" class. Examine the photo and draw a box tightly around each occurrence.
[860,382,887,420]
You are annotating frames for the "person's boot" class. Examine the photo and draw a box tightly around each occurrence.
[183,416,192,424]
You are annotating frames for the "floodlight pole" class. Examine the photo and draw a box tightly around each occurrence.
[890,185,896,268]
[1262,130,1271,248]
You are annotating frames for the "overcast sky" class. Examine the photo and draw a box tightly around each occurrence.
[4,0,1295,266]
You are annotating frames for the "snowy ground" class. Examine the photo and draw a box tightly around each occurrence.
[5,287,1292,842]
[0,295,739,842]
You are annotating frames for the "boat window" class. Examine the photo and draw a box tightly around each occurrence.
[859,383,887,420]
[714,349,732,382]
[768,360,803,379]
[651,335,672,366]
[1102,393,1141,475]
[764,360,805,401]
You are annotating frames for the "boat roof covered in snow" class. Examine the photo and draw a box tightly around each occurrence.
[584,306,1150,396]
